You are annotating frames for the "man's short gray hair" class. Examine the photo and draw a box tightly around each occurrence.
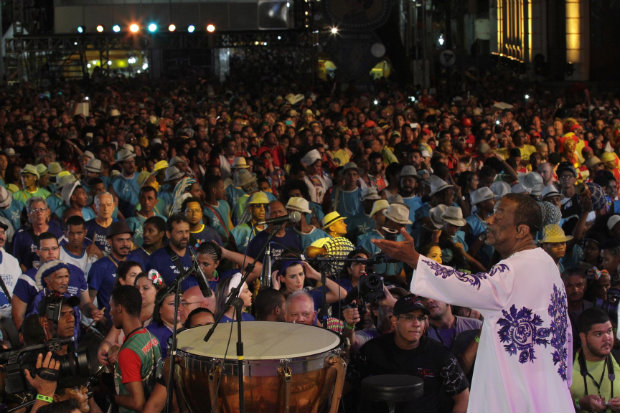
[26,197,47,213]
[94,191,113,209]
[285,290,313,312]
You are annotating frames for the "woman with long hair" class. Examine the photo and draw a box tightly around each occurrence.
[215,273,254,322]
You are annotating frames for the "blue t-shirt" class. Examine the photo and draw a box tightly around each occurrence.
[0,198,24,232]
[146,247,197,292]
[219,312,255,323]
[87,255,122,314]
[126,248,149,271]
[111,174,140,217]
[12,220,63,269]
[146,322,173,358]
[189,224,223,249]
[13,263,87,314]
[333,188,363,219]
[294,227,330,252]
[246,228,302,263]
[85,219,114,254]
[203,201,233,242]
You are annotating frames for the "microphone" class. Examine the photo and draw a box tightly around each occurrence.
[256,211,302,226]
[188,247,213,298]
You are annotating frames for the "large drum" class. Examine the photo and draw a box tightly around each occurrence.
[174,321,346,413]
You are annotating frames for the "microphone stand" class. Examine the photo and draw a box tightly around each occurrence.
[260,241,272,287]
[203,224,282,413]
[163,264,192,413]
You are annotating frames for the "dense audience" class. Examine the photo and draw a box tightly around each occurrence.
[1,67,620,412]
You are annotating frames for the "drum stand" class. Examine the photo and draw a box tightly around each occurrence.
[204,224,282,413]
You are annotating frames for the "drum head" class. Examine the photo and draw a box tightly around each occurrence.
[177,321,341,360]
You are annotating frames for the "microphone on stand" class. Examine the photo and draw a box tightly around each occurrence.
[256,211,302,226]
[188,247,213,297]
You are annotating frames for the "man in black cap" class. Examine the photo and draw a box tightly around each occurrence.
[352,294,469,413]
[88,222,133,317]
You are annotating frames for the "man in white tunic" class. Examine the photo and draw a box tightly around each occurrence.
[374,193,575,413]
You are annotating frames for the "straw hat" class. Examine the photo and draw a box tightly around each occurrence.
[232,157,250,169]
[400,165,418,178]
[362,187,381,201]
[470,187,495,205]
[115,148,136,164]
[442,206,466,227]
[541,184,561,199]
[428,175,454,197]
[607,215,620,231]
[383,203,412,225]
[429,204,447,229]
[234,169,257,188]
[301,149,321,167]
[540,224,573,244]
[85,159,103,174]
[20,164,39,179]
[369,199,389,217]
[322,211,346,229]
[286,196,312,214]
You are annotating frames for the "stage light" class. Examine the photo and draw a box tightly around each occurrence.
[96,25,104,33]
[112,24,121,33]
[77,25,85,34]
[187,24,196,33]
[147,23,157,33]
[206,24,216,33]
[168,24,176,32]
[330,26,338,35]
[129,23,140,33]
[128,57,137,64]
[142,63,149,70]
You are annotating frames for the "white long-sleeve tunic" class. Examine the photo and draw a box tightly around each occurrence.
[412,247,575,413]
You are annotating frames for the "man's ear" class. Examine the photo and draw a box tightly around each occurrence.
[515,223,530,239]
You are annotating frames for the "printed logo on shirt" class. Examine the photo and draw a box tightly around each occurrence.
[416,367,436,379]
[142,337,159,354]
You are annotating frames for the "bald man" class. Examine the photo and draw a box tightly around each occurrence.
[285,291,316,326]
[180,285,216,320]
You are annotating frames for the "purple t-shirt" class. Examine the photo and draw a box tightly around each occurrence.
[85,219,114,254]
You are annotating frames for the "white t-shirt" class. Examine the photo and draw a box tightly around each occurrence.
[0,248,22,319]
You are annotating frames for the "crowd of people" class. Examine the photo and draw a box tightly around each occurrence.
[0,67,619,412]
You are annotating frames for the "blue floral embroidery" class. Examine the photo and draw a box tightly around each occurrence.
[421,259,509,290]
[548,284,569,381]
[497,305,550,363]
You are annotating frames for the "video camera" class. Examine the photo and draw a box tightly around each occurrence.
[593,287,620,325]
[0,337,92,394]
[343,272,385,319]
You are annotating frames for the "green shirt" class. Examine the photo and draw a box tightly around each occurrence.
[571,352,620,412]
[114,328,161,413]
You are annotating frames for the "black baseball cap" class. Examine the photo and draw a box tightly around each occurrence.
[556,162,577,178]
[393,294,430,316]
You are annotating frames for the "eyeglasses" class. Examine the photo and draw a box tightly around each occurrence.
[39,246,60,253]
[29,207,48,214]
[399,314,426,322]
[181,301,202,307]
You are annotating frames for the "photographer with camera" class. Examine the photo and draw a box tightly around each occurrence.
[357,204,411,286]
[571,307,620,412]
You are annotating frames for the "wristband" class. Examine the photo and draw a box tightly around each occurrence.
[344,322,355,330]
[36,394,54,403]
[474,336,480,343]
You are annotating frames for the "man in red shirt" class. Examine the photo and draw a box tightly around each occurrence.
[110,286,161,413]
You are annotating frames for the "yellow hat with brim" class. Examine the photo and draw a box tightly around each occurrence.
[248,191,269,205]
[322,211,346,229]
[540,224,573,243]
[369,199,389,218]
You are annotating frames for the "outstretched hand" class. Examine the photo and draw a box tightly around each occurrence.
[371,228,420,268]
